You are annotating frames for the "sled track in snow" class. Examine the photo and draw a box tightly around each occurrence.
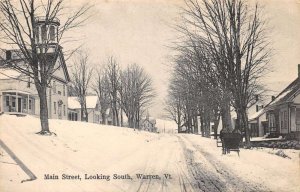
[177,135,225,192]
[178,135,269,192]
[135,135,172,192]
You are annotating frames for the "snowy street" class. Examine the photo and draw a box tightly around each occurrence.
[0,115,299,192]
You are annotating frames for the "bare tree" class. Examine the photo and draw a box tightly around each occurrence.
[164,76,185,133]
[93,68,111,125]
[0,0,91,135]
[71,51,93,122]
[120,64,155,129]
[105,56,121,126]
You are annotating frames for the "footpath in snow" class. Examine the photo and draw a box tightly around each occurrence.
[0,114,299,192]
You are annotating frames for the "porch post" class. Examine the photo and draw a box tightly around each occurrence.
[0,92,2,112]
[16,92,18,113]
[27,94,29,114]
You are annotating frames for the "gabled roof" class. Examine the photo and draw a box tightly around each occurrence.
[68,96,98,109]
[248,109,265,121]
[56,48,70,82]
[0,68,22,80]
[142,117,156,125]
[266,78,300,108]
[0,47,70,83]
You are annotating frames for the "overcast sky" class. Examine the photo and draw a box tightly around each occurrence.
[69,0,300,118]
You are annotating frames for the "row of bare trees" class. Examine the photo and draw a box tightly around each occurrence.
[165,0,270,147]
[70,53,155,129]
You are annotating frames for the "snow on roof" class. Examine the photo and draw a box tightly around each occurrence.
[68,96,98,109]
[248,109,265,121]
[270,88,293,104]
[86,96,98,109]
[68,97,81,109]
[266,78,300,108]
[0,68,21,80]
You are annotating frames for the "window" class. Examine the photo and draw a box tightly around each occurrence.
[63,85,65,96]
[36,27,40,43]
[29,99,32,110]
[27,77,30,88]
[23,98,27,110]
[49,26,55,41]
[12,97,16,107]
[280,111,288,130]
[41,25,47,42]
[284,111,288,129]
[58,91,61,95]
[5,96,9,106]
[269,113,275,130]
[296,109,300,131]
[54,102,56,114]
[63,105,66,116]
[280,112,284,129]
[53,81,56,93]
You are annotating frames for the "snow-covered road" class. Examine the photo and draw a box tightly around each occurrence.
[0,115,299,192]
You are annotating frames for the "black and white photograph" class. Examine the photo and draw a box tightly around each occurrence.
[0,0,299,191]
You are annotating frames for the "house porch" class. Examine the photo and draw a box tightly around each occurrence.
[0,90,36,116]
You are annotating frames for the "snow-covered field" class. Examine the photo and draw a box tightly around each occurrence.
[0,114,299,192]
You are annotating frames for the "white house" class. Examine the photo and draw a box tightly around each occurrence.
[0,17,70,120]
[248,108,267,137]
[264,64,300,139]
[68,96,113,124]
[140,114,157,132]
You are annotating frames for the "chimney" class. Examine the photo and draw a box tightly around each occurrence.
[6,50,11,60]
[271,96,275,101]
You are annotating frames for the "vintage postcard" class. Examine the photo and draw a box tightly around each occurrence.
[0,0,299,191]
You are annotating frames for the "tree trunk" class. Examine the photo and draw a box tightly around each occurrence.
[115,105,119,126]
[200,115,204,136]
[194,116,198,134]
[37,84,50,134]
[101,113,106,124]
[84,106,88,122]
[177,103,181,133]
[213,113,221,139]
[120,108,123,127]
[221,98,233,132]
[241,108,251,148]
[111,102,115,125]
[206,114,211,138]
[80,106,84,122]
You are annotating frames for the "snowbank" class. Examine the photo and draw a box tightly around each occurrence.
[0,114,158,192]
